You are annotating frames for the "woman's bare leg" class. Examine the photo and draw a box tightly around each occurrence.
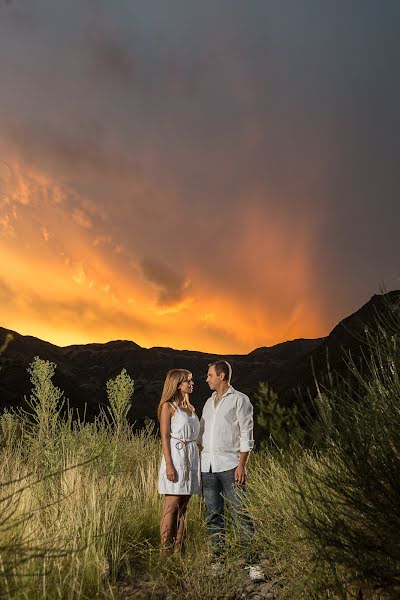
[175,495,191,554]
[160,495,180,556]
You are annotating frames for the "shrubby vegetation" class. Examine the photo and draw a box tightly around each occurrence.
[0,295,399,599]
[254,381,305,452]
[290,297,400,599]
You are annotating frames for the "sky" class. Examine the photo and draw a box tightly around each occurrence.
[0,0,399,354]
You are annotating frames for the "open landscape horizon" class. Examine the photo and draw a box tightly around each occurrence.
[0,286,395,355]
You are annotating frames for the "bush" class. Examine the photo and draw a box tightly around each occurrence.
[254,381,305,452]
[106,368,134,437]
[24,356,65,445]
[292,295,400,598]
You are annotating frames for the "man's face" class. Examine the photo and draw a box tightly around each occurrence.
[206,365,224,390]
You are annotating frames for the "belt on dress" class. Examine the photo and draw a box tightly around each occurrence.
[170,435,197,484]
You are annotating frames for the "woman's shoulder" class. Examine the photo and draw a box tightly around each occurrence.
[160,401,176,416]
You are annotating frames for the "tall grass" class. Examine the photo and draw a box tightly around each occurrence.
[0,359,162,599]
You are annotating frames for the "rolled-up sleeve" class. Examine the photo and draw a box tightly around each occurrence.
[237,394,254,452]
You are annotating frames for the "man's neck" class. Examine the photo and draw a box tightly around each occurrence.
[215,383,230,401]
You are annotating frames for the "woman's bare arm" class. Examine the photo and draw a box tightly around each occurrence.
[160,402,177,481]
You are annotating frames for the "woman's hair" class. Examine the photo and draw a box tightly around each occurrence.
[157,368,194,420]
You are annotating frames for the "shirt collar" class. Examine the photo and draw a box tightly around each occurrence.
[212,385,235,401]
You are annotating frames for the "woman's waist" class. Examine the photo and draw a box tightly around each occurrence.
[170,434,198,449]
[169,427,199,440]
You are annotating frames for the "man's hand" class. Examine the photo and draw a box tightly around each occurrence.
[166,462,177,482]
[234,464,247,485]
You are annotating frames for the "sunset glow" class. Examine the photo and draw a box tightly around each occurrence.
[0,2,399,353]
[0,160,326,353]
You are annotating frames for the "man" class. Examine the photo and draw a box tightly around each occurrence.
[198,360,263,580]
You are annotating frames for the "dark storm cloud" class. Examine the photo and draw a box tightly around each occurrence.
[4,119,139,178]
[1,0,399,346]
[87,30,137,89]
[140,258,190,307]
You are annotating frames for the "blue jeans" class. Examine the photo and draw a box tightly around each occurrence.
[202,467,254,558]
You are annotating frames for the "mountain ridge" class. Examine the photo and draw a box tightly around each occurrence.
[1,291,398,427]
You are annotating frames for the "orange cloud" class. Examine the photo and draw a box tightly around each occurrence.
[72,208,93,229]
[0,156,329,354]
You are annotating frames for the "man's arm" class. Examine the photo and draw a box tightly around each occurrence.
[197,415,204,450]
[235,451,250,484]
[197,399,209,450]
[234,394,254,484]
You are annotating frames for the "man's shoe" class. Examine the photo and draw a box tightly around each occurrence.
[244,564,265,582]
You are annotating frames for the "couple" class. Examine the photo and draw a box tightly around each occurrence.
[157,360,262,578]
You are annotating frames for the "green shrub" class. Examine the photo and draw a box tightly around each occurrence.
[292,296,400,598]
[254,381,305,452]
[24,356,65,445]
[105,368,134,437]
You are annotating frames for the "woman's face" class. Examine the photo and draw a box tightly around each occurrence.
[178,374,194,394]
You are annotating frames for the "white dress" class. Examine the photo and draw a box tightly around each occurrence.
[158,403,201,495]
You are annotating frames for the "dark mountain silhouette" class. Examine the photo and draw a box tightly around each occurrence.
[0,291,398,427]
[276,290,400,406]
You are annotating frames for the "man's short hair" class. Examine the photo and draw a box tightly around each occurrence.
[208,360,232,383]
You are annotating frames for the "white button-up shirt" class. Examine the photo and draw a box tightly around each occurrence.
[198,385,254,473]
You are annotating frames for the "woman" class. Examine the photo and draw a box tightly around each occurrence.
[158,368,201,556]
